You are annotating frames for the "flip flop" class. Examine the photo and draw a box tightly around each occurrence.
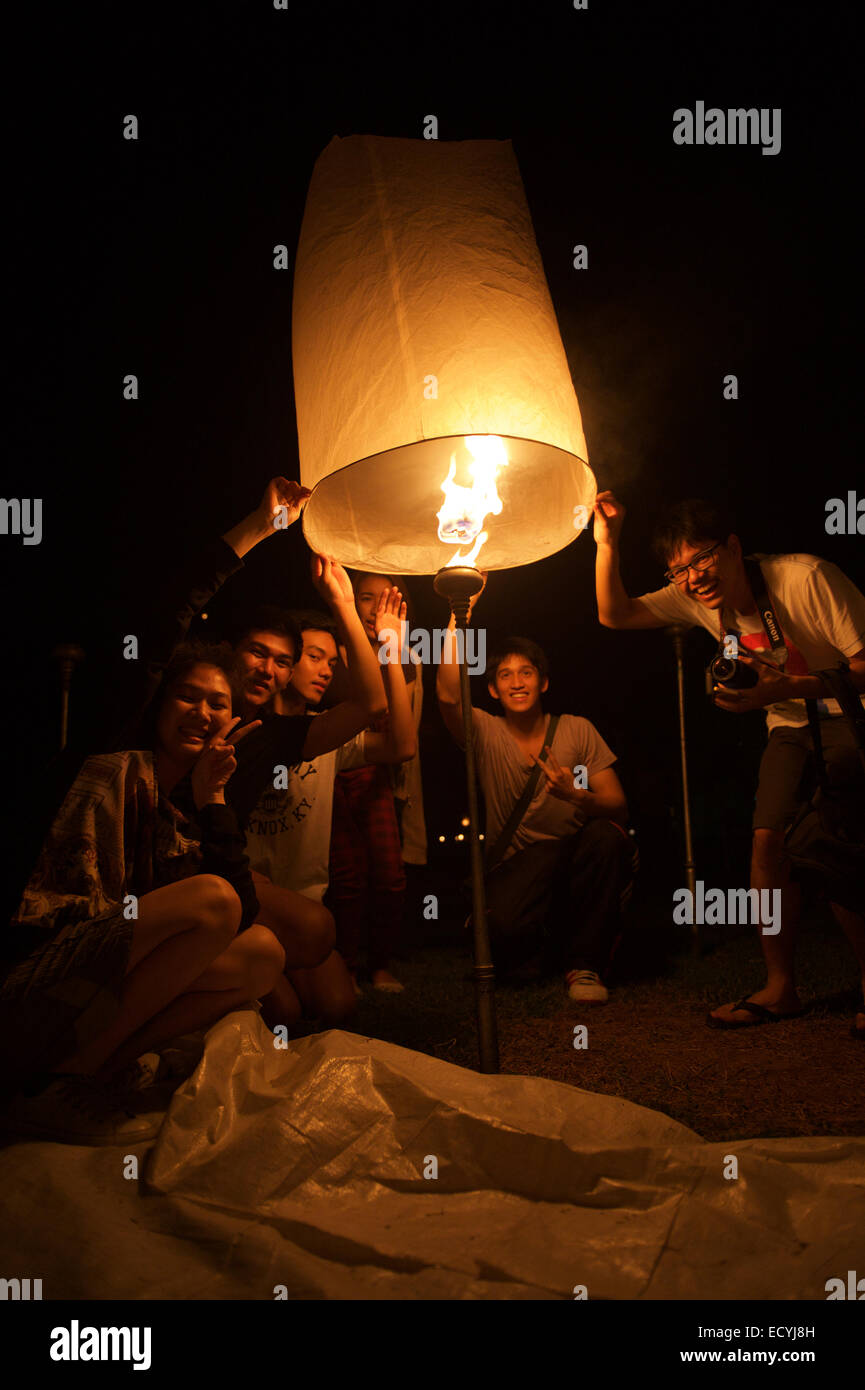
[706,997,805,1030]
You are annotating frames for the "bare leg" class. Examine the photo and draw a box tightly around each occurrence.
[252,872,335,969]
[54,875,242,1076]
[261,974,303,1032]
[829,900,865,1033]
[289,949,357,1028]
[368,889,405,987]
[710,829,803,1023]
[97,925,286,1077]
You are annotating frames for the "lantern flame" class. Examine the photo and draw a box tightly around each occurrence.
[437,435,508,568]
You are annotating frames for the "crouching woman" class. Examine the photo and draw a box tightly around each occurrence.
[0,643,285,1144]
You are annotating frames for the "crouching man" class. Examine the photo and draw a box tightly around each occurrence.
[436,577,634,1004]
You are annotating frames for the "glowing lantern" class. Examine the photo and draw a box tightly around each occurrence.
[293,135,595,574]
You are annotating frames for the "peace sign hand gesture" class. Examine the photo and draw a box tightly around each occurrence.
[191,717,261,810]
[532,746,590,807]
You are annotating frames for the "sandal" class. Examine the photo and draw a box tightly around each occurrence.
[706,997,805,1030]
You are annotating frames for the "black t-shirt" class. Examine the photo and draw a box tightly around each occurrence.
[159,796,260,933]
[227,714,314,830]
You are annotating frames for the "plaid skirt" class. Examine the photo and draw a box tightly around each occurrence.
[329,764,406,895]
[0,907,133,1095]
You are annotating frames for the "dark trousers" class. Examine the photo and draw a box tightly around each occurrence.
[483,820,636,976]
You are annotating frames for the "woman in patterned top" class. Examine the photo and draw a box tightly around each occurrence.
[0,642,285,1144]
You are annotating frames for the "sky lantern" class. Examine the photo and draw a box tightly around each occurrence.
[293,134,596,576]
[293,134,597,1071]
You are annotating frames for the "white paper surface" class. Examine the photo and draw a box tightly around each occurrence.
[293,135,595,573]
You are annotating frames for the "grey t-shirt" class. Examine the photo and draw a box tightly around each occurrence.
[471,708,617,861]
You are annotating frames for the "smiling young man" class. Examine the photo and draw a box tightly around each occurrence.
[243,584,416,1027]
[436,580,634,1004]
[593,491,865,1036]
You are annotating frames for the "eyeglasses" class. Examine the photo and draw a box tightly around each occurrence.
[664,542,722,586]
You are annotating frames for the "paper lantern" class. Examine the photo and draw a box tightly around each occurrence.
[293,135,595,575]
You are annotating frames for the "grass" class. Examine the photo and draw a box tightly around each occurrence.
[352,909,865,1142]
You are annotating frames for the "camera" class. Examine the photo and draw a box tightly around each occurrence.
[707,642,759,691]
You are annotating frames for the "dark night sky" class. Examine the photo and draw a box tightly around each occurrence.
[4,1,861,911]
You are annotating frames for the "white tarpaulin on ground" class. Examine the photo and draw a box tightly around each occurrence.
[1,1009,863,1299]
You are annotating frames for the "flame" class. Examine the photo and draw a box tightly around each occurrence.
[436,435,508,568]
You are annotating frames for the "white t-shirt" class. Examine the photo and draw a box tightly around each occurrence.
[244,730,368,902]
[638,553,865,730]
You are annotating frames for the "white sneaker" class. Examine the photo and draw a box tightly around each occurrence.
[1,1074,163,1146]
[111,1052,162,1093]
[566,969,609,1004]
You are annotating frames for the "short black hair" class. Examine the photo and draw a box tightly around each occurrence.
[229,605,302,658]
[135,640,238,749]
[287,609,337,641]
[485,636,549,685]
[652,498,739,566]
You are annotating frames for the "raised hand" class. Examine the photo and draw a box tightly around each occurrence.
[311,553,355,608]
[374,586,407,658]
[260,477,311,533]
[190,716,259,809]
[593,491,626,547]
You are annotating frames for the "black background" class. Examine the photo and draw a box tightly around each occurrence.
[4,0,861,914]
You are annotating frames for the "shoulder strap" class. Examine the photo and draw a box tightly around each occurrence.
[804,698,829,793]
[721,557,787,654]
[807,665,865,779]
[485,714,560,872]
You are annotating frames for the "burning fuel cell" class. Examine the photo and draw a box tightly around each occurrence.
[292,135,595,575]
[437,436,509,569]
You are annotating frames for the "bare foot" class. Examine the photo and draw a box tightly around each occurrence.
[372,969,404,993]
[709,985,801,1027]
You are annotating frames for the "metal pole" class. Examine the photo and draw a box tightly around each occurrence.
[670,626,698,950]
[434,566,499,1073]
[52,644,85,751]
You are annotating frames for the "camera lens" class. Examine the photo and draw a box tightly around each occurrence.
[711,656,759,689]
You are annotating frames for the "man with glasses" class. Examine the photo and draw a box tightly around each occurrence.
[593,493,865,1037]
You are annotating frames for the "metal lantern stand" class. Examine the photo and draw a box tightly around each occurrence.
[52,644,85,751]
[433,565,500,1073]
[668,625,698,952]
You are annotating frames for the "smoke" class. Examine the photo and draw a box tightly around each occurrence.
[559,275,699,497]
